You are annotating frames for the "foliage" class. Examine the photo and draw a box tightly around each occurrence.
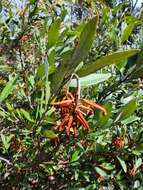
[0,0,143,189]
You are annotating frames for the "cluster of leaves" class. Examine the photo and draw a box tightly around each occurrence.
[0,0,143,189]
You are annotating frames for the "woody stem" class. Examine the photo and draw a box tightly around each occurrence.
[73,73,81,103]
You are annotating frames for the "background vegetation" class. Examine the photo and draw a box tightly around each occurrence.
[0,0,143,189]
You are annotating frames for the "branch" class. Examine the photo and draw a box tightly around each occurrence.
[132,0,138,11]
[0,156,13,165]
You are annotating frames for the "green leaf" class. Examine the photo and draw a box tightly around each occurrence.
[37,64,45,78]
[116,99,137,121]
[43,130,57,139]
[50,17,98,92]
[48,18,61,48]
[121,23,135,43]
[128,48,143,79]
[95,167,107,178]
[45,81,51,106]
[37,64,55,78]
[6,102,13,112]
[29,0,37,4]
[61,8,67,21]
[1,134,8,151]
[133,144,143,155]
[135,158,142,170]
[74,170,79,181]
[129,64,143,80]
[67,23,85,37]
[20,109,34,123]
[0,77,17,103]
[117,156,127,173]
[112,3,124,14]
[68,16,98,72]
[71,151,80,162]
[101,163,115,170]
[70,73,111,88]
[0,110,6,118]
[121,95,135,104]
[121,115,140,125]
[1,134,14,152]
[48,49,55,66]
[95,103,112,126]
[77,49,140,77]
[46,107,55,116]
[136,48,143,65]
[134,180,140,189]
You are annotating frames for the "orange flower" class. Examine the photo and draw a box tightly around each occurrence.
[97,174,104,182]
[50,137,60,146]
[82,99,107,116]
[20,35,29,42]
[127,163,136,177]
[51,89,107,138]
[112,137,125,149]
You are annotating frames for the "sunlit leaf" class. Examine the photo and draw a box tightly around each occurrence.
[134,180,140,189]
[0,77,17,103]
[71,151,80,162]
[37,64,56,78]
[20,109,34,123]
[112,3,125,14]
[121,23,135,43]
[95,167,107,177]
[121,115,140,125]
[70,73,111,88]
[68,16,98,72]
[74,170,79,180]
[101,163,115,170]
[1,134,14,152]
[117,156,127,173]
[50,17,98,92]
[135,158,142,170]
[43,130,57,139]
[77,49,140,77]
[6,102,13,112]
[48,18,61,48]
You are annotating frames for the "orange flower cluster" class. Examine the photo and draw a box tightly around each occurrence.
[112,137,125,149]
[51,89,107,138]
[97,174,104,182]
[20,35,29,42]
[127,163,136,177]
[11,137,26,153]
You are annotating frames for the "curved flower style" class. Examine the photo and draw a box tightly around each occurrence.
[51,89,107,138]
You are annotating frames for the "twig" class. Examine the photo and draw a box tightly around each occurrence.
[66,73,81,101]
[73,73,81,101]
[132,0,138,11]
[0,156,13,165]
[18,46,25,70]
